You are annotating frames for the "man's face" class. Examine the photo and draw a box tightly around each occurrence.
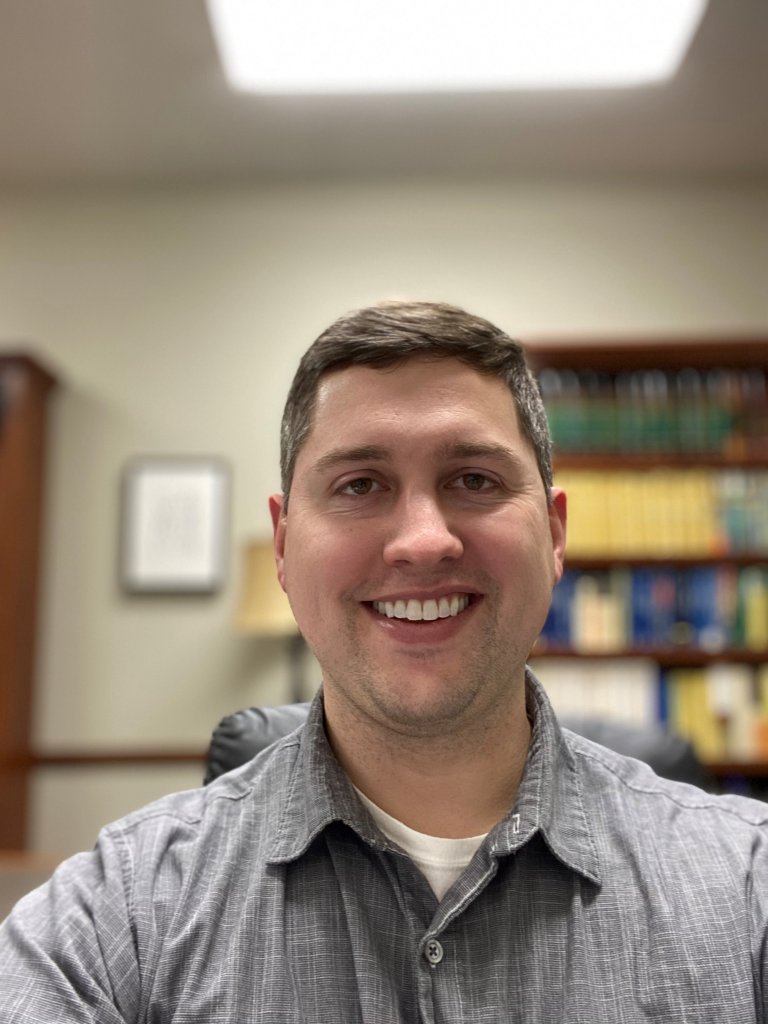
[270,357,566,737]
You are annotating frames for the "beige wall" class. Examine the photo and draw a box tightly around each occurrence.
[1,176,766,856]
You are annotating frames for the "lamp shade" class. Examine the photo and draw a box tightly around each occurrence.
[236,539,297,635]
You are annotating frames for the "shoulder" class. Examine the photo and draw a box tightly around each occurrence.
[45,704,346,922]
[563,726,768,842]
[0,731,306,1007]
[0,732,306,1014]
[16,731,304,925]
[556,729,768,957]
[106,728,305,865]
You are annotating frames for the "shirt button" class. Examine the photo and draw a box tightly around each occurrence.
[425,939,444,966]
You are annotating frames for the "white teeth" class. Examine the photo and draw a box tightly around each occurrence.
[373,594,470,621]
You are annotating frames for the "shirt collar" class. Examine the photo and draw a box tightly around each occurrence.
[487,669,601,885]
[265,692,387,863]
[267,674,602,886]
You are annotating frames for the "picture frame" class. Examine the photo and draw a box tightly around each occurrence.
[120,457,230,593]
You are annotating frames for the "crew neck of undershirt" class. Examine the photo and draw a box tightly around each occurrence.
[353,786,487,900]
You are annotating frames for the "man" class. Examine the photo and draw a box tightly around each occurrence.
[2,300,768,1022]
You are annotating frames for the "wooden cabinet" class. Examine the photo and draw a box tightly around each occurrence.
[0,355,57,849]
[523,339,768,782]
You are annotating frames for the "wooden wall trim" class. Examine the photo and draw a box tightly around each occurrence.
[31,750,206,768]
[0,355,57,850]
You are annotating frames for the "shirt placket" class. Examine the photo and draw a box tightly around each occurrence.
[379,843,506,1024]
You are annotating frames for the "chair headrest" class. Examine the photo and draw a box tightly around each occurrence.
[204,703,310,785]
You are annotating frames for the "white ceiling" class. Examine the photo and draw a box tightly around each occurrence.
[1,0,766,187]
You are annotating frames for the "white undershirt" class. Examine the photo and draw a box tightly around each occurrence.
[354,787,487,900]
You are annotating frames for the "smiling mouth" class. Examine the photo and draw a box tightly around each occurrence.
[370,594,472,622]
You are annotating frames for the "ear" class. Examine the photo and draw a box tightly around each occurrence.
[268,493,288,591]
[548,488,567,583]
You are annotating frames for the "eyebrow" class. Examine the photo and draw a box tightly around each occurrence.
[310,445,394,476]
[442,441,525,467]
[310,440,526,476]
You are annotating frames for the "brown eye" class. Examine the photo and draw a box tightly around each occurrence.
[344,477,375,495]
[460,473,490,491]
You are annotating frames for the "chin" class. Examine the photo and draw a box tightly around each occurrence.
[369,679,479,732]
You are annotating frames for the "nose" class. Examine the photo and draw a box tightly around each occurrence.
[382,493,464,567]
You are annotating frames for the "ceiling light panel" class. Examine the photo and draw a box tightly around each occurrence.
[206,0,708,94]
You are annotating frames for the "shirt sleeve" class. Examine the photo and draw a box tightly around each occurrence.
[0,834,140,1024]
[745,819,768,1024]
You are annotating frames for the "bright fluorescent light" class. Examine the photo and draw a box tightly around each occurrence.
[206,0,708,94]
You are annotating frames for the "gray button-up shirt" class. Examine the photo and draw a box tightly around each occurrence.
[3,673,768,1023]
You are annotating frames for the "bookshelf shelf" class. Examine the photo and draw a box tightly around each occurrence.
[524,337,768,372]
[524,336,768,781]
[531,647,767,667]
[555,454,768,471]
[565,555,768,570]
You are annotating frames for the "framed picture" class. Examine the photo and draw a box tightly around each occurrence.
[120,457,230,593]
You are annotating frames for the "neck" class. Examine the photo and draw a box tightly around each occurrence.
[323,691,531,838]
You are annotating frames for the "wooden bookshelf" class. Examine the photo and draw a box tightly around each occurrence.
[524,337,768,779]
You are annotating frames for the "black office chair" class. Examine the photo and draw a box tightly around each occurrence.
[204,702,712,789]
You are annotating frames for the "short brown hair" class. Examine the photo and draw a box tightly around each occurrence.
[280,300,553,501]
